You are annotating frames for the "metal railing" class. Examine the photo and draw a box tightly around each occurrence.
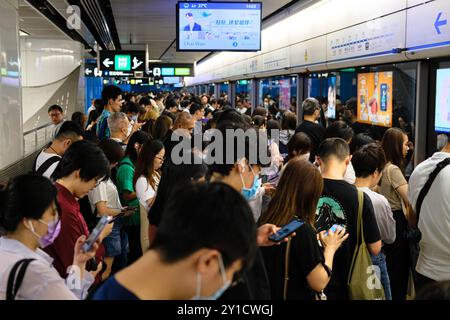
[23,122,55,156]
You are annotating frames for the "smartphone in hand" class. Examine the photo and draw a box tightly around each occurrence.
[268,219,304,242]
[82,216,111,252]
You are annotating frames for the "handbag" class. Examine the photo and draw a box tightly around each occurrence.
[347,190,385,300]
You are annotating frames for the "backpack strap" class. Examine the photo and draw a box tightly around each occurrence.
[34,156,60,176]
[6,258,35,300]
[415,158,450,223]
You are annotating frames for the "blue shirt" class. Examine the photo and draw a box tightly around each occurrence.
[91,276,139,300]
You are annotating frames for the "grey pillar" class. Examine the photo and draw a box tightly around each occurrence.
[415,61,430,166]
[251,79,258,113]
[297,74,305,124]
[229,81,236,107]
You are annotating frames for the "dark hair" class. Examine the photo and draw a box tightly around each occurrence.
[150,182,257,270]
[93,99,104,114]
[252,115,266,129]
[88,109,100,124]
[124,131,151,164]
[345,97,358,115]
[260,159,323,227]
[325,120,354,142]
[124,101,140,114]
[71,112,85,130]
[381,127,407,170]
[252,107,268,118]
[152,115,173,141]
[55,120,84,141]
[98,139,125,165]
[287,133,312,161]
[302,98,320,116]
[0,175,58,232]
[139,97,151,106]
[350,133,375,154]
[133,140,164,189]
[281,111,297,130]
[165,98,178,110]
[189,103,204,115]
[101,85,122,107]
[352,143,387,178]
[416,280,450,300]
[216,109,249,129]
[51,140,110,181]
[318,137,350,162]
[48,104,63,114]
[149,151,208,226]
[208,123,271,176]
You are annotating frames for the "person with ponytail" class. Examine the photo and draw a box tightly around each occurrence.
[0,175,98,299]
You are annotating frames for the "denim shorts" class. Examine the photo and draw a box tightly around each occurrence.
[102,218,123,257]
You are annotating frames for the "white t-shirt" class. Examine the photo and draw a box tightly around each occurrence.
[135,175,159,212]
[35,150,61,179]
[408,152,450,281]
[88,179,123,215]
[358,187,396,244]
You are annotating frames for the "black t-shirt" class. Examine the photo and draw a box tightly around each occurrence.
[261,223,324,300]
[295,120,326,162]
[316,179,381,300]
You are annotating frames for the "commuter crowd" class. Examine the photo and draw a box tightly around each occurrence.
[0,85,449,300]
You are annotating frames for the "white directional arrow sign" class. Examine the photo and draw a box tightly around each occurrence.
[85,68,92,75]
[103,58,113,68]
[132,56,143,70]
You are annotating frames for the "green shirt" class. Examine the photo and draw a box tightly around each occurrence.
[116,156,140,226]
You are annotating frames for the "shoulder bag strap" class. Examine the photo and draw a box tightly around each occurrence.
[415,158,450,223]
[283,239,292,300]
[385,163,408,215]
[6,258,35,300]
[348,190,364,284]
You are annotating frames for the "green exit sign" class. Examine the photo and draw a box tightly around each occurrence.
[115,55,131,71]
[174,68,191,76]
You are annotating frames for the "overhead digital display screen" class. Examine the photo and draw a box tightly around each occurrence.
[176,1,262,51]
[435,68,450,133]
[357,72,393,128]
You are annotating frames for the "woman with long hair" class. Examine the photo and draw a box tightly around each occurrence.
[133,140,165,253]
[379,127,413,300]
[260,159,348,299]
[116,131,151,264]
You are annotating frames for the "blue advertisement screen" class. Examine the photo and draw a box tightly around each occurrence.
[177,1,261,51]
[435,68,450,133]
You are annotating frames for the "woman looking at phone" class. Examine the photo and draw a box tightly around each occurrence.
[0,175,99,299]
[259,159,348,299]
[88,139,134,279]
[133,140,165,253]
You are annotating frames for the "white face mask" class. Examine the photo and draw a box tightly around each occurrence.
[192,254,231,300]
[125,123,132,140]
